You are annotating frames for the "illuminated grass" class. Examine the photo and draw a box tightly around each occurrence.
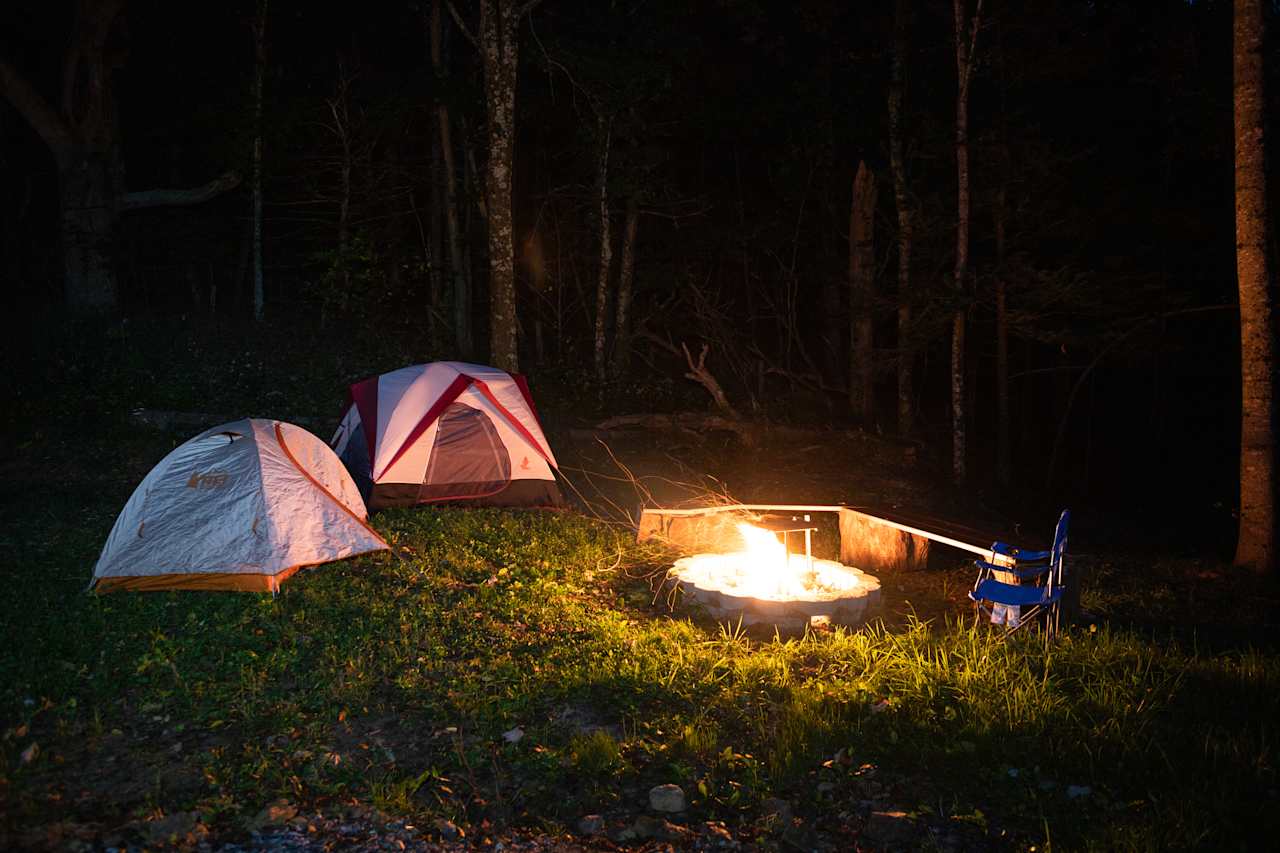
[0,496,1277,849]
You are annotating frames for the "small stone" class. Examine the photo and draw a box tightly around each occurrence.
[577,815,605,836]
[502,727,524,744]
[248,799,297,830]
[1065,785,1092,799]
[434,818,462,840]
[19,742,39,765]
[649,783,686,813]
[816,781,836,794]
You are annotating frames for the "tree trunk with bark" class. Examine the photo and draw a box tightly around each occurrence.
[1232,0,1276,573]
[889,0,914,436]
[593,117,612,383]
[849,161,877,421]
[612,197,640,377]
[477,0,523,373]
[951,0,984,484]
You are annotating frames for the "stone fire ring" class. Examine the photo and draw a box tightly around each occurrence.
[669,556,882,632]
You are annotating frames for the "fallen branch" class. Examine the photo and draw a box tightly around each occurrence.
[593,412,754,446]
[681,342,740,419]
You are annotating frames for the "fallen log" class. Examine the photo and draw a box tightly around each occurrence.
[593,412,757,446]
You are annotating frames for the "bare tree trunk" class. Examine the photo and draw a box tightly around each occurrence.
[251,0,267,322]
[994,21,1011,486]
[951,0,984,484]
[521,227,547,364]
[889,0,914,436]
[593,117,612,383]
[328,66,352,317]
[427,151,444,344]
[612,196,640,377]
[849,161,877,421]
[477,0,522,373]
[1233,0,1275,573]
[57,147,120,312]
[995,180,1011,485]
[432,1,472,357]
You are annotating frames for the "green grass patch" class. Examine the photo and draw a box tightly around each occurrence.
[1,494,1276,850]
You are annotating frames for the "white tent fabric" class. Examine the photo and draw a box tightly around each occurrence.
[92,419,388,593]
[332,362,564,509]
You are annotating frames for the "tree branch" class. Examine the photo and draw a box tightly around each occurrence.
[445,0,478,49]
[120,170,243,211]
[962,0,983,98]
[0,56,76,153]
[682,342,740,420]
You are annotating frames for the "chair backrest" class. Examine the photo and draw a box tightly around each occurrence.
[1049,509,1070,587]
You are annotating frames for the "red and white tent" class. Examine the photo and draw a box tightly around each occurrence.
[331,363,564,510]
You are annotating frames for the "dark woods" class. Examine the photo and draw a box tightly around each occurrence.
[1,1,1275,559]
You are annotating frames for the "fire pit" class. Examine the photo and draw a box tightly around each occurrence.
[669,518,881,632]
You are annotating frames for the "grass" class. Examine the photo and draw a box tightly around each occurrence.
[1,480,1277,849]
[1,320,1277,849]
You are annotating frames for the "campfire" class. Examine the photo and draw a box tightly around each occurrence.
[669,518,881,631]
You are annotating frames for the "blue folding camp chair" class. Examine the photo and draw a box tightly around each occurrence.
[969,510,1070,643]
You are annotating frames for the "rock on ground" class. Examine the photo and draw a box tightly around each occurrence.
[648,783,687,813]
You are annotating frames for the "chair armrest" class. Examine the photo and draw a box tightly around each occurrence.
[975,559,1051,580]
[991,541,1051,562]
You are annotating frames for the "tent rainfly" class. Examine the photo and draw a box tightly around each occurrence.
[91,419,388,593]
[332,362,565,510]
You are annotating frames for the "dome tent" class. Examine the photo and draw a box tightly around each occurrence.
[331,362,565,510]
[92,419,388,593]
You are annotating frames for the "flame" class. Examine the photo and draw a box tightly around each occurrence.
[732,522,789,597]
[671,519,873,609]
[666,521,854,601]
[735,522,786,564]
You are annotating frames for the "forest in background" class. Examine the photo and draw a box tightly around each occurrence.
[2,0,1276,556]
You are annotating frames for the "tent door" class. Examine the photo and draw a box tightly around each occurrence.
[419,403,511,501]
[339,421,373,503]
